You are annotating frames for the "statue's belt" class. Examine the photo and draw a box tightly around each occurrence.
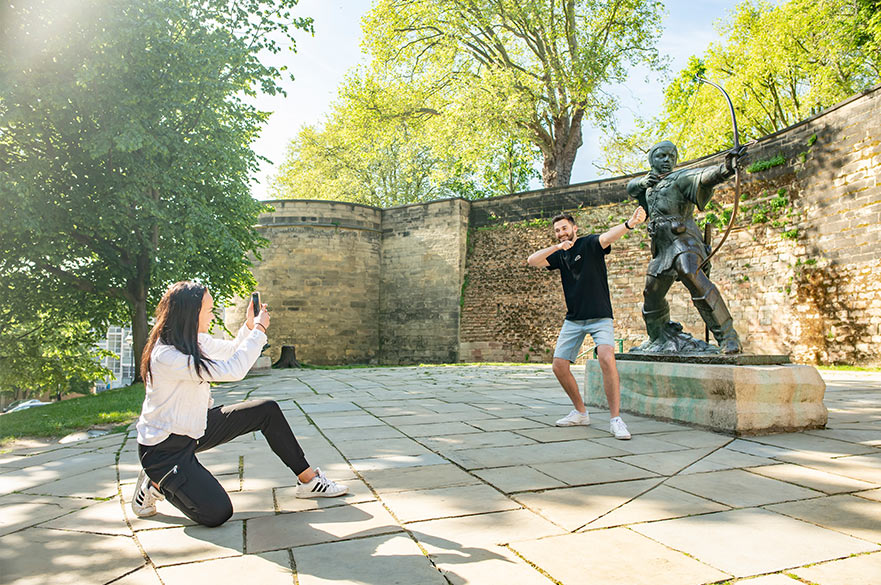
[648,215,690,235]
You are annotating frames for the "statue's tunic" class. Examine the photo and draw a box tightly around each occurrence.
[628,165,728,278]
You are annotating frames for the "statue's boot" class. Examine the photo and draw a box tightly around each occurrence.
[642,304,670,341]
[691,290,741,354]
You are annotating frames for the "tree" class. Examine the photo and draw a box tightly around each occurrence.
[601,0,881,173]
[0,308,111,400]
[0,0,313,382]
[271,67,540,206]
[362,0,664,188]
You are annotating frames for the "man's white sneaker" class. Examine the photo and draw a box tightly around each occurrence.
[131,468,164,517]
[555,409,590,427]
[295,467,348,498]
[610,417,631,440]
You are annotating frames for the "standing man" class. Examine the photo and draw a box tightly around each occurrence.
[527,207,647,439]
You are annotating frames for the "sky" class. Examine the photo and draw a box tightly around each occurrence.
[249,0,737,200]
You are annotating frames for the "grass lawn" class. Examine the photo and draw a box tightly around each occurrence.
[0,383,145,447]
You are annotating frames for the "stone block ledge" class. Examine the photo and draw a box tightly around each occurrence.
[585,360,828,436]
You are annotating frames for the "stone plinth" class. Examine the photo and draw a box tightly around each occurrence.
[585,359,827,435]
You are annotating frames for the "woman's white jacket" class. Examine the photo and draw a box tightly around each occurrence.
[136,325,267,446]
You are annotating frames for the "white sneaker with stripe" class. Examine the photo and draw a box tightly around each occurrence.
[131,468,165,517]
[295,467,348,498]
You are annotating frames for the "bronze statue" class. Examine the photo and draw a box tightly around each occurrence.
[628,140,745,354]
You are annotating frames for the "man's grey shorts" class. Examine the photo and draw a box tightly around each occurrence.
[553,318,615,363]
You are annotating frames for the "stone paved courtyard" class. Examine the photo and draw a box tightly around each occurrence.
[1,365,880,585]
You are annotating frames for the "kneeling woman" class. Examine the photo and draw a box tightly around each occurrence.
[132,281,346,527]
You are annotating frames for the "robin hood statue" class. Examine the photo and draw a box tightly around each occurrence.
[628,140,746,354]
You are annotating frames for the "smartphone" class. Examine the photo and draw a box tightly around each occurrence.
[251,292,261,316]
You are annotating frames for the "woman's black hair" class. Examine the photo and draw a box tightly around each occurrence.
[141,281,215,382]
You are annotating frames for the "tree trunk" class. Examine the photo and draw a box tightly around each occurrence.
[129,250,151,384]
[539,110,585,188]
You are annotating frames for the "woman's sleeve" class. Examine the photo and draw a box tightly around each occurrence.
[200,324,252,360]
[154,329,267,383]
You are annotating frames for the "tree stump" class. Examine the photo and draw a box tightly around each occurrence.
[273,345,301,368]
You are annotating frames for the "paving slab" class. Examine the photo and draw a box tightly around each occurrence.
[679,447,779,474]
[585,484,730,529]
[471,465,567,493]
[157,551,293,585]
[733,576,803,585]
[791,551,881,585]
[408,508,565,546]
[632,508,879,577]
[463,417,547,432]
[419,430,537,451]
[0,527,145,585]
[292,533,447,585]
[855,488,881,502]
[332,436,434,459]
[749,433,879,457]
[360,463,480,494]
[532,457,659,486]
[0,493,90,537]
[21,463,120,499]
[590,434,691,455]
[246,501,402,552]
[510,527,730,585]
[393,421,485,437]
[512,425,609,441]
[349,452,447,471]
[321,424,407,442]
[747,463,879,494]
[612,447,715,476]
[665,468,824,507]
[136,521,244,566]
[0,450,117,495]
[380,483,520,523]
[110,566,164,585]
[447,440,629,470]
[767,494,881,544]
[428,543,552,585]
[513,478,663,531]
[37,497,131,536]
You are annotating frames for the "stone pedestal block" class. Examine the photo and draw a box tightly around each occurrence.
[585,360,827,435]
[249,356,272,373]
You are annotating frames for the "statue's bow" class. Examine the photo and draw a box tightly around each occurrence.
[695,77,741,272]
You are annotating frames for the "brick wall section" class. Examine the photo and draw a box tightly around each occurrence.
[225,200,382,365]
[379,198,470,364]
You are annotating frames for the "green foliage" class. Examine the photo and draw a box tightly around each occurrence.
[271,70,541,206]
[0,0,312,382]
[807,133,818,147]
[782,228,799,239]
[0,306,111,397]
[602,0,880,173]
[362,0,664,187]
[746,154,787,173]
[0,384,145,445]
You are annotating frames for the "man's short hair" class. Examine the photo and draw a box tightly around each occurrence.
[551,213,575,226]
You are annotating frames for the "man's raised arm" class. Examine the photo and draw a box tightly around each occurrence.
[599,206,647,249]
[527,241,570,268]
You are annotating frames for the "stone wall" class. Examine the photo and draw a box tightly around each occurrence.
[246,85,880,366]
[379,199,470,364]
[225,200,382,365]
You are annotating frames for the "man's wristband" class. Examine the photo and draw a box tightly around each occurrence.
[624,220,633,230]
[255,323,266,333]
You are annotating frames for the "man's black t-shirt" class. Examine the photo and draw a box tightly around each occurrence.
[546,234,613,320]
